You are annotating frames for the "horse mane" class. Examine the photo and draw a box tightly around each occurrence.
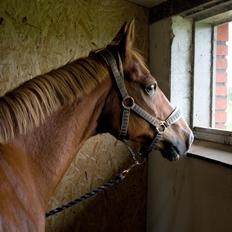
[0,56,108,143]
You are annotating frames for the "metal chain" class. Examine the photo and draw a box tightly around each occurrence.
[45,143,145,218]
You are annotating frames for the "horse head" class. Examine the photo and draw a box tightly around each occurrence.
[96,20,194,161]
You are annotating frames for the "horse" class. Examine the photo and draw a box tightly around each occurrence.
[0,20,193,231]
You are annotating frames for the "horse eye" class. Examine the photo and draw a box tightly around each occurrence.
[145,84,156,96]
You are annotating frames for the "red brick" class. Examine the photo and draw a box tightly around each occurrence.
[215,98,227,110]
[216,85,227,96]
[215,123,226,129]
[216,71,227,83]
[215,111,227,123]
[217,23,229,41]
[216,44,228,56]
[216,58,227,69]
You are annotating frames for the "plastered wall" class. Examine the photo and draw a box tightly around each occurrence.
[0,1,149,231]
[149,16,192,124]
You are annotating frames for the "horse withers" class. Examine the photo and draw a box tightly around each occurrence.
[0,20,193,231]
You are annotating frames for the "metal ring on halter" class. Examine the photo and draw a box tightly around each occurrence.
[122,96,135,110]
[156,121,167,134]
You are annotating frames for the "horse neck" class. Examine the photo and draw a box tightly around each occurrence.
[13,76,112,208]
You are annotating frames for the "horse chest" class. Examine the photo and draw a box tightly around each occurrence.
[0,149,45,231]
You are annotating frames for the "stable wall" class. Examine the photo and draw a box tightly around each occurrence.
[147,152,232,232]
[0,1,149,231]
[148,17,232,232]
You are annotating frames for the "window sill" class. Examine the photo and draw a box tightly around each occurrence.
[188,139,232,167]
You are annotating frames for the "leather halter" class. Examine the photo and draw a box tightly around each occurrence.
[93,49,182,156]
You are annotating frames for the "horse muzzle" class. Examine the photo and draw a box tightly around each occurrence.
[161,130,194,161]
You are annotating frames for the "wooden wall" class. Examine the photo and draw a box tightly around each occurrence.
[0,0,149,231]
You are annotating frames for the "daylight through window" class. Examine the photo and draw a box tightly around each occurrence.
[213,22,232,130]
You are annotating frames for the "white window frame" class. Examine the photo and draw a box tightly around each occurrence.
[194,127,232,145]
[192,13,232,147]
[192,21,214,128]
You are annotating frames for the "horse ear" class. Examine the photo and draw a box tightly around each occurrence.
[123,19,135,50]
[111,22,128,45]
[110,20,135,58]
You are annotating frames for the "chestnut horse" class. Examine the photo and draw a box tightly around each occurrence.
[0,21,193,231]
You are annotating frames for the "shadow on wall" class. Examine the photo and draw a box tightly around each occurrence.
[147,151,232,232]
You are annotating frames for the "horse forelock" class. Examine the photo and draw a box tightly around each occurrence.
[0,56,108,143]
[131,49,149,72]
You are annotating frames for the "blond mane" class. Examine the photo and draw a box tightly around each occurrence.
[0,56,107,143]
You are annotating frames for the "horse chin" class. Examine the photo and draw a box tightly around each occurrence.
[160,145,182,161]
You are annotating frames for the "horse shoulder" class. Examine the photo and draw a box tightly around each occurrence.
[0,143,45,231]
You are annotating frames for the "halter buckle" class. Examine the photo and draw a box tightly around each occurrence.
[122,96,135,110]
[156,121,167,134]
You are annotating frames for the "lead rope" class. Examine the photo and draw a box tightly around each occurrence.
[45,144,145,218]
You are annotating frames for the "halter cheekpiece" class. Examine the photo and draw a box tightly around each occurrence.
[94,49,182,157]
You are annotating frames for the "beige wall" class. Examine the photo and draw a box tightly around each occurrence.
[0,1,149,231]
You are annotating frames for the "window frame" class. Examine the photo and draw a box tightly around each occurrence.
[192,14,232,146]
[193,126,232,145]
[192,21,214,129]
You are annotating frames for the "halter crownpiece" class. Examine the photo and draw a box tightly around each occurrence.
[94,49,182,157]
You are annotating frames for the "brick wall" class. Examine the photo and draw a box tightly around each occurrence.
[214,23,228,129]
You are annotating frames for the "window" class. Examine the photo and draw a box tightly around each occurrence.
[149,2,232,163]
[213,22,232,130]
[192,13,232,145]
[150,5,232,147]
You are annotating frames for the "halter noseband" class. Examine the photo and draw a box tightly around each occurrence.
[93,49,182,157]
